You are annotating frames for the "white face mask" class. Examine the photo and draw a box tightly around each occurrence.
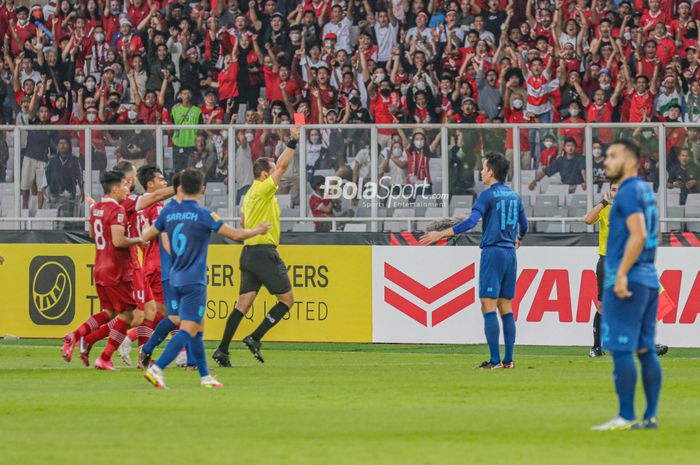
[18,18,28,26]
[512,99,523,109]
[599,82,610,90]
[86,113,97,122]
[290,33,301,41]
[128,110,138,120]
[95,33,105,43]
[74,75,85,84]
[392,147,402,157]
[245,133,254,142]
[414,139,424,149]
[416,81,426,91]
[85,82,96,91]
[272,108,281,116]
[592,148,602,157]
[310,136,320,144]
[543,141,553,148]
[569,108,579,116]
[624,32,632,41]
[374,74,385,83]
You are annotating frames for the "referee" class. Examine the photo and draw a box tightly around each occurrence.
[584,182,617,358]
[212,126,299,367]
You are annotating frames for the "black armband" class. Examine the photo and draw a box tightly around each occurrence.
[600,199,609,207]
[286,138,298,150]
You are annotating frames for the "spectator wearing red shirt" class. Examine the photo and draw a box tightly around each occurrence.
[625,69,659,123]
[580,79,624,145]
[210,41,240,106]
[651,23,676,68]
[7,7,37,56]
[640,0,667,31]
[558,101,585,152]
[309,175,336,232]
[128,70,165,124]
[540,134,558,167]
[115,18,144,60]
[258,42,301,104]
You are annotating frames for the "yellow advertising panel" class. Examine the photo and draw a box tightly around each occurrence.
[0,244,372,342]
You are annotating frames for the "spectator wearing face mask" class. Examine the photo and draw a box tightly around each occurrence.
[309,175,336,232]
[539,134,558,168]
[558,101,585,153]
[117,106,152,170]
[592,140,607,192]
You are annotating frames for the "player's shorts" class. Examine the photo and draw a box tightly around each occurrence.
[145,272,164,305]
[163,280,177,316]
[96,282,136,313]
[479,246,517,299]
[172,284,207,323]
[596,255,605,302]
[239,245,292,295]
[601,281,659,353]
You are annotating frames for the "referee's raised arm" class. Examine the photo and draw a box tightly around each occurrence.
[271,126,300,186]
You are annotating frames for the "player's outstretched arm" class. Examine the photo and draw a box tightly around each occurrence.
[271,126,300,186]
[218,222,272,242]
[419,209,482,245]
[614,212,647,299]
[141,225,161,243]
[111,225,144,248]
[136,187,176,211]
[583,191,610,224]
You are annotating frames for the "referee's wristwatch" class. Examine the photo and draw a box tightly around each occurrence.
[600,199,609,207]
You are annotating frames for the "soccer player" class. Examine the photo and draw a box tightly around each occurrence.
[62,170,144,369]
[419,152,528,370]
[141,168,270,389]
[584,181,618,358]
[212,126,299,367]
[591,140,662,431]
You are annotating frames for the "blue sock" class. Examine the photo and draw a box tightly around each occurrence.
[612,351,637,421]
[483,312,500,364]
[143,317,177,355]
[190,332,209,378]
[155,330,192,370]
[638,350,662,420]
[501,313,516,364]
[185,341,196,366]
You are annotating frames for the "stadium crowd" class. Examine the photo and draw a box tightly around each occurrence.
[1,0,700,225]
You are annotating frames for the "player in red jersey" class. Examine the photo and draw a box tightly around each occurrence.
[61,170,143,369]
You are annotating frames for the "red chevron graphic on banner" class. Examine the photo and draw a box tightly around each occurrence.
[383,263,476,326]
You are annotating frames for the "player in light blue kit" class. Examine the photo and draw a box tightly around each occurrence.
[421,153,528,369]
[141,169,270,389]
[591,140,662,431]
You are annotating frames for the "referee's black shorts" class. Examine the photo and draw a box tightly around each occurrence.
[239,245,292,295]
[596,255,605,302]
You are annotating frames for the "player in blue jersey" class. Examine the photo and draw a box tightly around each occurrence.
[420,152,528,370]
[591,140,662,431]
[141,169,270,389]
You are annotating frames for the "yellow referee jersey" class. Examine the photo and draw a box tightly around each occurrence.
[241,176,281,246]
[597,204,610,256]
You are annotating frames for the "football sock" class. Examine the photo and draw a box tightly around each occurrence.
[127,328,137,343]
[191,332,209,377]
[501,312,516,364]
[186,341,196,366]
[250,302,290,342]
[218,309,245,352]
[612,351,637,421]
[155,330,193,370]
[84,320,113,346]
[73,310,111,338]
[100,318,130,362]
[483,311,501,364]
[138,319,155,347]
[638,350,662,420]
[593,312,601,348]
[143,317,177,355]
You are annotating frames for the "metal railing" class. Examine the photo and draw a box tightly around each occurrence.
[1,123,699,232]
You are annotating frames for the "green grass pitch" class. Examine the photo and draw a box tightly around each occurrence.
[1,341,699,465]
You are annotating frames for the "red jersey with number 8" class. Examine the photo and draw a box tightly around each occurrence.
[90,198,133,286]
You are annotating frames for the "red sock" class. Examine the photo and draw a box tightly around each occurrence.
[127,328,138,342]
[73,311,111,338]
[138,319,155,347]
[84,320,113,346]
[100,318,130,362]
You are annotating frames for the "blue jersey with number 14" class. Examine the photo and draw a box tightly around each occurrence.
[472,183,526,248]
[604,177,659,289]
[154,199,223,287]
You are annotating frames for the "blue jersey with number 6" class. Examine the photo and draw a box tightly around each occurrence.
[604,177,659,289]
[473,183,526,248]
[154,199,223,287]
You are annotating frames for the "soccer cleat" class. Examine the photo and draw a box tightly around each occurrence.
[589,347,605,358]
[144,366,167,389]
[637,417,659,429]
[175,348,188,367]
[201,375,224,388]
[502,361,515,369]
[61,333,76,363]
[79,337,92,367]
[94,357,117,371]
[656,344,669,356]
[591,416,637,431]
[243,336,265,363]
[476,361,503,370]
[118,337,132,366]
[212,348,232,368]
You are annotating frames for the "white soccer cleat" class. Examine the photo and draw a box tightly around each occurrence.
[175,348,188,367]
[144,365,167,389]
[201,375,224,388]
[118,337,133,366]
[590,416,637,431]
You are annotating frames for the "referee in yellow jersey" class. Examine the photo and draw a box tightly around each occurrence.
[584,181,617,358]
[213,127,299,367]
